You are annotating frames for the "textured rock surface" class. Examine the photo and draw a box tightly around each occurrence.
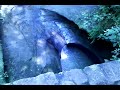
[3,61,120,85]
[6,69,89,85]
[35,5,114,60]
[2,6,62,82]
[83,61,120,85]
[99,61,120,83]
[84,64,112,85]
[1,5,103,82]
[1,5,119,85]
[34,5,100,31]
[56,69,88,85]
[11,72,58,85]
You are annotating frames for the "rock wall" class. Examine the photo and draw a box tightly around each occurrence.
[36,5,114,60]
[4,60,120,85]
[34,5,100,31]
[0,5,118,85]
[1,6,103,82]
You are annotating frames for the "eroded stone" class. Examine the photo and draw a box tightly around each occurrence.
[83,64,113,85]
[99,61,120,83]
[12,72,58,85]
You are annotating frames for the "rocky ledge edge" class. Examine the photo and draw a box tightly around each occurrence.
[3,60,120,85]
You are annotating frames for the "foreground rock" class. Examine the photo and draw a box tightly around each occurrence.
[3,61,120,85]
[56,69,88,85]
[10,72,58,85]
[83,60,120,85]
[0,43,5,84]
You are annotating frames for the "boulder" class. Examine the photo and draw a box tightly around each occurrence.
[2,6,62,82]
[1,6,103,83]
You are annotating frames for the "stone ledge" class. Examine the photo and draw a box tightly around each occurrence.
[3,60,120,85]
[9,72,58,85]
[56,69,89,85]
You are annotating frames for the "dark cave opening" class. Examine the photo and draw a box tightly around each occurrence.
[67,43,104,64]
[78,28,115,60]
